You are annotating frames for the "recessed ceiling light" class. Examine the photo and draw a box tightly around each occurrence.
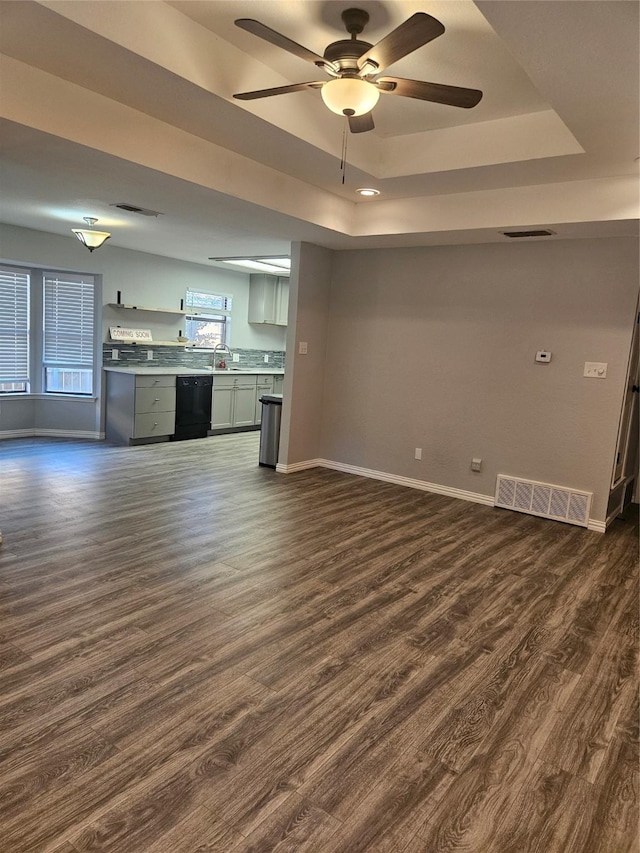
[356,188,380,197]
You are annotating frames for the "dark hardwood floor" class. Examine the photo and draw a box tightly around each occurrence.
[0,433,637,852]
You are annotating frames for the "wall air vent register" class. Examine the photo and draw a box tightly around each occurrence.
[495,474,592,527]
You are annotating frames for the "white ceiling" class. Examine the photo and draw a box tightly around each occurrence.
[0,0,638,266]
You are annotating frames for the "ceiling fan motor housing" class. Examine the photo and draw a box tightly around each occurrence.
[324,39,373,72]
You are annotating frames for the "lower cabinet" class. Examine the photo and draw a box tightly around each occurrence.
[105,372,176,445]
[211,375,258,430]
[211,373,282,432]
[272,375,284,395]
[235,384,259,426]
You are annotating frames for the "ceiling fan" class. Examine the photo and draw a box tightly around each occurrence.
[233,8,483,133]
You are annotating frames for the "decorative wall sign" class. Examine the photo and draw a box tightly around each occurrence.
[109,327,153,342]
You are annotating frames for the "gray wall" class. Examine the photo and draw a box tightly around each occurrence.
[280,242,333,466]
[314,237,638,523]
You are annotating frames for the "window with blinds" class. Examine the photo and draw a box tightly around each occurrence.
[184,289,232,349]
[43,272,95,395]
[0,266,30,393]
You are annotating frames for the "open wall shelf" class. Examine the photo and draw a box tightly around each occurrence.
[107,303,188,316]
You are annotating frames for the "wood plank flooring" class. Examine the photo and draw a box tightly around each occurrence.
[0,433,637,852]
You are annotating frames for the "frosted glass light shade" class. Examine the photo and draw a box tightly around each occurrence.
[72,229,111,252]
[321,78,379,116]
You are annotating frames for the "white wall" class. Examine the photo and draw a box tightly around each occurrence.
[308,237,638,524]
[0,223,287,351]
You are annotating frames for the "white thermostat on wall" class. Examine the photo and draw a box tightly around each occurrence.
[535,350,552,363]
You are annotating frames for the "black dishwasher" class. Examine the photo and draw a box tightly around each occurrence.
[172,375,212,440]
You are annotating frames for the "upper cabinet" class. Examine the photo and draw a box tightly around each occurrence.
[248,275,289,326]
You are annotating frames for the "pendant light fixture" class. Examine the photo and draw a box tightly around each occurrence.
[72,217,111,252]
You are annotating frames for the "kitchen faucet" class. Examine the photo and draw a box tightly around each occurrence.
[212,342,232,369]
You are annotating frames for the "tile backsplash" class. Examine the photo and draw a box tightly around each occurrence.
[102,345,285,370]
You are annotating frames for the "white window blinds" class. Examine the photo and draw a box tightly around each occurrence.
[43,272,95,366]
[0,265,30,385]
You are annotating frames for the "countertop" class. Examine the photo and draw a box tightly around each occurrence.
[103,366,284,376]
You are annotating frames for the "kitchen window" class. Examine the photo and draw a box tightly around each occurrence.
[184,288,232,349]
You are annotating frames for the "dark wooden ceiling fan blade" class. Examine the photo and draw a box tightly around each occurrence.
[357,13,445,73]
[378,77,483,108]
[348,112,375,133]
[235,19,334,71]
[233,82,324,100]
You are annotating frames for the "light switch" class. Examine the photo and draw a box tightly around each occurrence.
[584,362,607,378]
[298,341,308,354]
[535,351,552,363]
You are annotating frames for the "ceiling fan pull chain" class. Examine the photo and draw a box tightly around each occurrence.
[340,117,349,184]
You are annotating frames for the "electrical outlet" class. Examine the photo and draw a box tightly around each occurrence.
[584,362,607,378]
[147,350,153,361]
[471,458,482,472]
[298,341,308,354]
[264,354,269,363]
[232,352,240,362]
[414,448,422,460]
[111,349,119,360]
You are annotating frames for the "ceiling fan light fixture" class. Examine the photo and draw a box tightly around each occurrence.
[321,77,379,116]
[72,217,111,252]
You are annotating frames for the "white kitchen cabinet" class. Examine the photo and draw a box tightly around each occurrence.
[235,385,258,426]
[211,385,234,429]
[105,372,176,444]
[211,374,258,430]
[248,275,289,326]
[272,375,284,395]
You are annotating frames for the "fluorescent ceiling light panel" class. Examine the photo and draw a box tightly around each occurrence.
[225,260,289,274]
[211,256,291,275]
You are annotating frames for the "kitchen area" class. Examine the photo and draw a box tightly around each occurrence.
[101,268,288,465]
[104,365,284,458]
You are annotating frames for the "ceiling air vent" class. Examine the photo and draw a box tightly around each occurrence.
[501,229,555,238]
[111,203,163,217]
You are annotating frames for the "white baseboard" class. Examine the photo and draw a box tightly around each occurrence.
[0,429,102,441]
[278,456,606,530]
[276,459,322,473]
[319,458,495,506]
[590,518,608,533]
[0,429,36,440]
[35,429,102,440]
[277,456,493,507]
